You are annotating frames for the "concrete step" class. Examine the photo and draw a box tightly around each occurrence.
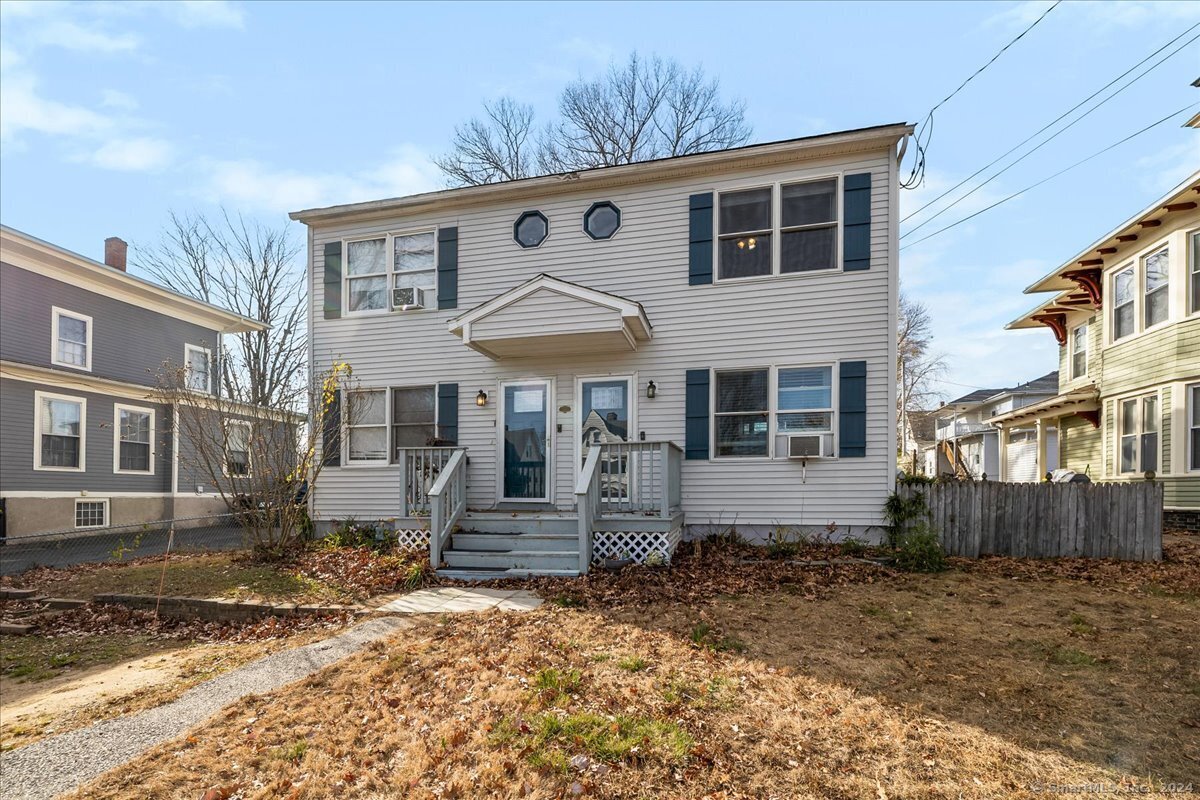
[458,513,577,535]
[442,549,579,571]
[436,567,579,581]
[451,532,577,552]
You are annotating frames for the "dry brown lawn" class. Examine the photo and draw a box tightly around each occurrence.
[70,546,1199,800]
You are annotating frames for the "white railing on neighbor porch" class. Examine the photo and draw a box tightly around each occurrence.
[401,447,462,517]
[575,440,683,574]
[427,448,467,569]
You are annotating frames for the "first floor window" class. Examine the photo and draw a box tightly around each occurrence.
[38,394,84,469]
[1071,323,1088,379]
[185,345,212,393]
[1119,394,1158,474]
[347,389,387,462]
[1189,383,1200,472]
[346,237,388,312]
[1143,247,1169,329]
[777,365,834,434]
[52,308,91,370]
[714,369,769,457]
[75,500,107,528]
[1113,266,1134,341]
[226,422,251,476]
[117,406,152,473]
[1190,231,1199,315]
[391,386,436,457]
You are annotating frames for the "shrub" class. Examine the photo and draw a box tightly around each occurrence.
[839,536,868,557]
[324,517,385,550]
[893,525,947,573]
[617,656,649,672]
[765,526,801,559]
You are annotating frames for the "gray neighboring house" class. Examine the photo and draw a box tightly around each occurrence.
[928,372,1059,481]
[0,226,265,538]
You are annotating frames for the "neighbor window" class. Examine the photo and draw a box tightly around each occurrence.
[718,178,839,280]
[1189,383,1200,471]
[391,385,436,457]
[51,308,91,370]
[345,237,388,312]
[1112,266,1135,341]
[36,392,84,470]
[185,345,212,393]
[226,421,251,476]
[1070,323,1088,379]
[714,369,769,457]
[1143,246,1169,329]
[347,389,387,462]
[1119,394,1158,474]
[75,499,107,529]
[1189,231,1199,315]
[115,405,153,473]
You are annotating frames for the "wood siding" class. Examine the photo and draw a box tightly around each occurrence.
[307,148,897,527]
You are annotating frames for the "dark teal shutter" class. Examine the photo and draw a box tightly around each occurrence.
[843,173,871,272]
[688,193,714,285]
[685,369,710,459]
[437,383,458,445]
[323,241,342,319]
[838,361,867,458]
[437,227,458,310]
[322,389,341,466]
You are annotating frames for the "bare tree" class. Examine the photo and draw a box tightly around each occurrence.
[897,291,947,458]
[135,211,305,408]
[436,53,752,186]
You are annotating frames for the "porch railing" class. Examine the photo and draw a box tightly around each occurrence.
[591,440,683,517]
[574,446,602,575]
[400,447,462,517]
[427,448,467,569]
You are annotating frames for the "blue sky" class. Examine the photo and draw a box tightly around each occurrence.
[1,0,1197,400]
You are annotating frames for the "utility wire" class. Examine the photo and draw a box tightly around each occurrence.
[902,0,1061,189]
[902,26,1200,238]
[900,103,1197,251]
[901,23,1200,225]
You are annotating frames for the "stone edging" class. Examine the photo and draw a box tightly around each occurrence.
[92,594,365,621]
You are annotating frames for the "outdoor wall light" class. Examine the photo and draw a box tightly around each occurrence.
[646,380,657,399]
[476,390,489,407]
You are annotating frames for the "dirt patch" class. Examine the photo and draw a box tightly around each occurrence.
[71,590,1187,800]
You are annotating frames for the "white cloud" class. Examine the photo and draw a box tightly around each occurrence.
[162,1,245,30]
[86,136,173,171]
[0,71,113,141]
[986,0,1200,32]
[202,146,442,214]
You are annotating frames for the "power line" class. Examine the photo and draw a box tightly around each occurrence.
[901,26,1200,239]
[902,0,1061,189]
[900,103,1197,251]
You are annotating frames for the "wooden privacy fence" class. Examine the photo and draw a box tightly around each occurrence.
[896,480,1163,562]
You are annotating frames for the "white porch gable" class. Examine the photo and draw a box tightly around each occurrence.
[447,274,653,360]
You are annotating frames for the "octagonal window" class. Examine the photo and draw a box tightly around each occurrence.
[513,211,549,248]
[583,201,621,240]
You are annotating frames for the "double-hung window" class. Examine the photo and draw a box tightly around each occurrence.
[347,389,388,463]
[1188,383,1200,472]
[1118,394,1158,474]
[226,421,251,476]
[777,366,834,453]
[115,405,153,473]
[1112,266,1135,341]
[346,232,437,314]
[1070,323,1088,379]
[36,392,85,470]
[1143,246,1169,329]
[1189,231,1199,316]
[51,308,91,370]
[185,345,212,393]
[717,177,839,280]
[391,386,436,458]
[714,369,770,456]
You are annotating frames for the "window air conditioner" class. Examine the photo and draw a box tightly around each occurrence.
[787,434,827,459]
[392,287,426,310]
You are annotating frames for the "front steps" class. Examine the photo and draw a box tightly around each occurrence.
[436,522,581,579]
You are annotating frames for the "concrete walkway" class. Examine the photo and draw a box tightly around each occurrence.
[371,586,542,614]
[0,616,411,800]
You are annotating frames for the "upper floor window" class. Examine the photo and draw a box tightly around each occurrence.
[1189,230,1199,316]
[35,392,85,471]
[1112,266,1135,341]
[346,232,436,314]
[1070,323,1088,379]
[717,178,838,280]
[583,202,621,240]
[346,238,388,312]
[514,211,549,248]
[115,405,153,474]
[1118,393,1157,474]
[185,345,212,393]
[1143,247,1169,329]
[51,307,91,371]
[392,232,436,301]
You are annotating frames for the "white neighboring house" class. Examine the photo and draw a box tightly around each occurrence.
[291,123,912,577]
[928,372,1060,482]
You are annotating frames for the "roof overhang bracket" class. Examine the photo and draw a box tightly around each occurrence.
[1031,312,1068,346]
[1061,268,1102,308]
[1076,409,1101,429]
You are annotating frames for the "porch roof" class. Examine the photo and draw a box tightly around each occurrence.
[447,274,653,360]
[987,386,1099,427]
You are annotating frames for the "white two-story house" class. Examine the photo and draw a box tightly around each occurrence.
[292,123,912,577]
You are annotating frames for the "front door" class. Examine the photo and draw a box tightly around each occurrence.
[500,379,551,501]
[578,377,633,503]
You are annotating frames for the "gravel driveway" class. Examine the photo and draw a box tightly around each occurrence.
[0,616,411,800]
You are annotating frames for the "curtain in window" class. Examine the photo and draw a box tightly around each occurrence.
[41,398,81,467]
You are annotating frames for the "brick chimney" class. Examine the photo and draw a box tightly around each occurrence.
[104,237,128,271]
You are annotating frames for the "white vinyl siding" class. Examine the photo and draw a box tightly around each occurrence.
[308,147,896,526]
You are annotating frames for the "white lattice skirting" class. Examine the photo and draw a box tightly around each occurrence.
[391,528,431,551]
[591,528,682,565]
